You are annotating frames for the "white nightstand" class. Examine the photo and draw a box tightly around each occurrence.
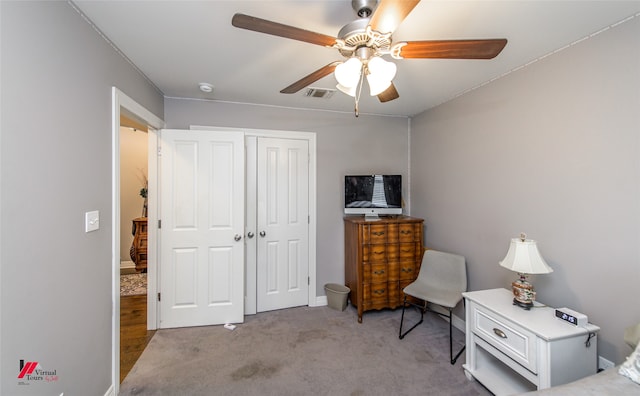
[462,288,599,395]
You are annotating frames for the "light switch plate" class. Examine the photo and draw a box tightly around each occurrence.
[85,210,100,232]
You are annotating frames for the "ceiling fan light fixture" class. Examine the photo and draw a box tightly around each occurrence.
[335,57,362,88]
[366,75,392,96]
[366,56,396,96]
[231,4,509,116]
[367,56,397,82]
[336,83,357,97]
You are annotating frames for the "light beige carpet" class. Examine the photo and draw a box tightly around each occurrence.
[120,304,491,395]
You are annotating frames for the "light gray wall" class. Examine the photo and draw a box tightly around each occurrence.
[410,16,640,364]
[164,99,410,294]
[0,2,163,395]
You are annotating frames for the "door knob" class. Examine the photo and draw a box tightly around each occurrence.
[259,231,266,237]
[234,234,242,241]
[247,231,255,239]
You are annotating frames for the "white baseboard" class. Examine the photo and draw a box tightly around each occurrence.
[599,355,615,370]
[104,384,115,396]
[314,295,328,307]
[120,260,135,270]
[426,303,466,333]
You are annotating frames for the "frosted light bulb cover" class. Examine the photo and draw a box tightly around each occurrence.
[335,58,362,88]
[336,83,357,97]
[367,57,397,82]
[367,75,392,96]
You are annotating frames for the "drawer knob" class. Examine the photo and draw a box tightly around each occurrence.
[493,328,507,339]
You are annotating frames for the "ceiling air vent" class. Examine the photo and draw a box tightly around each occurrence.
[303,87,335,99]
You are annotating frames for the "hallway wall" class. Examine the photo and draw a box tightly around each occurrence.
[120,127,148,267]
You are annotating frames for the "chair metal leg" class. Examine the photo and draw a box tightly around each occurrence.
[399,299,465,364]
[448,307,466,365]
[399,296,424,339]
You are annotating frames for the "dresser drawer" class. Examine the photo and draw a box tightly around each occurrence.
[471,302,538,373]
[362,224,388,244]
[363,263,388,283]
[363,282,389,304]
[398,260,416,280]
[398,223,419,242]
[363,244,387,263]
[138,235,148,249]
[398,243,417,260]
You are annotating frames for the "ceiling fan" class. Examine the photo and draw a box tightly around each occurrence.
[232,0,507,116]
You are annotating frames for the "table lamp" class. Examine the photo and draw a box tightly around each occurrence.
[499,233,553,310]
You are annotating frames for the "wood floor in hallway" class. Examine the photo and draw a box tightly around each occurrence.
[120,294,156,383]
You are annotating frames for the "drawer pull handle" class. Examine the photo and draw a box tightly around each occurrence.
[372,231,385,236]
[373,251,384,255]
[401,268,413,273]
[400,230,412,234]
[493,328,507,339]
[374,289,385,295]
[373,270,385,275]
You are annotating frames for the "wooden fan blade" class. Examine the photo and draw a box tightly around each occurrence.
[369,0,420,35]
[232,13,337,47]
[397,39,508,59]
[377,82,399,103]
[280,62,341,94]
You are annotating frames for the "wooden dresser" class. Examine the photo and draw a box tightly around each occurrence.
[130,217,148,273]
[344,215,424,323]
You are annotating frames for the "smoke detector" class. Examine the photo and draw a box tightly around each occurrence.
[199,82,214,93]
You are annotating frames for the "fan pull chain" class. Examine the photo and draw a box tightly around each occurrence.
[354,64,365,117]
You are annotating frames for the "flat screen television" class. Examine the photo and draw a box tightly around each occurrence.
[344,175,402,219]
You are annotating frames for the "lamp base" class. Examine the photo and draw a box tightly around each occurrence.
[512,298,533,310]
[511,275,536,310]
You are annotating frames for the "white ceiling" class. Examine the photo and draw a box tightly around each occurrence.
[72,1,640,117]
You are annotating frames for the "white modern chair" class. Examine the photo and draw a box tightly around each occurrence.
[398,249,467,364]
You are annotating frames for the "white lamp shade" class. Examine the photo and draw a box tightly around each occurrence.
[365,56,396,96]
[366,74,392,96]
[499,238,553,274]
[367,56,397,81]
[336,83,357,97]
[335,58,362,88]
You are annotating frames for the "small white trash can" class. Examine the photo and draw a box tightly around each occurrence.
[324,283,350,311]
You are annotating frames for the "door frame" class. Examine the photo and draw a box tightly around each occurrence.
[191,126,318,313]
[111,88,164,394]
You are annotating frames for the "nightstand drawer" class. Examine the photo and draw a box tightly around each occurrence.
[471,302,537,373]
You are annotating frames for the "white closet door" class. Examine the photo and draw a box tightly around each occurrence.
[158,129,244,328]
[256,137,309,312]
